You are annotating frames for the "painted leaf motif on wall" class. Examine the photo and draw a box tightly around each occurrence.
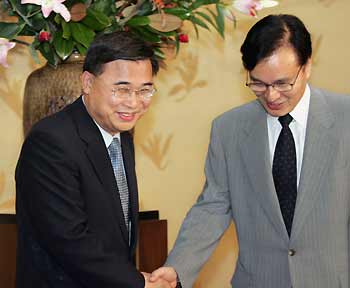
[312,34,322,66]
[318,0,336,7]
[169,52,208,102]
[141,133,173,170]
[0,71,23,118]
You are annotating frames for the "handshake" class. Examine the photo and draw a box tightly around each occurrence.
[142,266,181,288]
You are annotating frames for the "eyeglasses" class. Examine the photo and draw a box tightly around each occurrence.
[112,85,156,102]
[246,66,303,93]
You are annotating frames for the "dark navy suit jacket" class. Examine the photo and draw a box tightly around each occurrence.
[15,97,144,288]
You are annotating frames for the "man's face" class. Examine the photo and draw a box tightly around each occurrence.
[248,46,311,117]
[81,59,154,135]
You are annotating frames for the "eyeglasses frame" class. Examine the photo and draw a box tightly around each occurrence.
[245,65,304,93]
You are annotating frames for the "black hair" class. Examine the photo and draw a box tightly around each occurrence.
[83,31,159,75]
[241,14,312,71]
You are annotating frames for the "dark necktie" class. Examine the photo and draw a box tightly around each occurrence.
[272,114,297,237]
[108,138,129,229]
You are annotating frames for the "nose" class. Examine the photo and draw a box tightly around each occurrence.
[124,91,140,107]
[264,86,280,102]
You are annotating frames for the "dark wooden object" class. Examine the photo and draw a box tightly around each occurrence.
[0,212,167,287]
[0,214,16,288]
[137,219,168,273]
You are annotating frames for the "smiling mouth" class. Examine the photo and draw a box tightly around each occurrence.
[117,112,137,121]
[267,102,284,110]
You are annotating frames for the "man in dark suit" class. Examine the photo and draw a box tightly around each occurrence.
[15,31,172,288]
[151,14,350,287]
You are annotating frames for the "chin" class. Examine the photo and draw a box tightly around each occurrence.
[263,106,289,117]
[118,123,137,132]
[269,111,286,117]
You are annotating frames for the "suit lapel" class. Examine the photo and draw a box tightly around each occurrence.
[291,88,335,241]
[69,97,129,245]
[240,101,289,242]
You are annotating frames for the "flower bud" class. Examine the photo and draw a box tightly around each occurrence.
[38,31,51,42]
[178,34,189,43]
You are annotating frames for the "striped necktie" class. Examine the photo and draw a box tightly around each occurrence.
[108,137,129,229]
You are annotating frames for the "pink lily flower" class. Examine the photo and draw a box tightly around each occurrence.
[233,0,278,17]
[21,0,71,22]
[0,38,16,68]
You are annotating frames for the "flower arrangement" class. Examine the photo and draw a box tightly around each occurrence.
[0,0,278,67]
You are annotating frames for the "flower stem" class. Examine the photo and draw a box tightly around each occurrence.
[27,9,42,18]
[9,2,34,28]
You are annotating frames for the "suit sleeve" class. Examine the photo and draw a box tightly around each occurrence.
[165,119,232,287]
[16,129,145,288]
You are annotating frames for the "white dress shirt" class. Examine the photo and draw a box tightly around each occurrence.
[267,85,311,187]
[95,123,120,149]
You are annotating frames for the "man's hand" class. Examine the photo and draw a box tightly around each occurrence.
[142,271,172,288]
[149,267,178,288]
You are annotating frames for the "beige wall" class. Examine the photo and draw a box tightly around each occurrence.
[1,0,349,286]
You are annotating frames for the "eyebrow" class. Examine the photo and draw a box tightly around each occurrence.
[113,81,154,86]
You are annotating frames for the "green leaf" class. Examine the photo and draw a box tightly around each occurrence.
[126,16,150,27]
[30,12,46,31]
[163,8,190,20]
[75,43,87,56]
[8,0,34,28]
[15,28,36,36]
[215,4,225,38]
[28,44,40,64]
[146,26,177,37]
[0,22,24,38]
[9,0,24,12]
[137,1,154,16]
[53,31,74,60]
[91,1,116,15]
[38,42,59,66]
[103,22,123,33]
[188,15,210,30]
[206,7,216,19]
[82,8,112,31]
[61,20,71,39]
[190,0,220,10]
[153,47,165,59]
[195,11,217,30]
[24,4,41,15]
[191,22,199,38]
[31,37,40,49]
[206,7,224,37]
[54,14,61,25]
[175,37,180,55]
[132,26,161,43]
[69,22,95,48]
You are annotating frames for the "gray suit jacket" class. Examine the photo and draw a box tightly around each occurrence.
[166,87,350,288]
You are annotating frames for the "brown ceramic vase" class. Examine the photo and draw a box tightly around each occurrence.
[23,53,84,136]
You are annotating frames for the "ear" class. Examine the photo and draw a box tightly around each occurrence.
[80,71,94,95]
[304,58,312,80]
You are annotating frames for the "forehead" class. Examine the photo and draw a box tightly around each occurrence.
[250,46,299,80]
[100,59,153,82]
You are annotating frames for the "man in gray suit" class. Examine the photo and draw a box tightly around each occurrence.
[150,14,350,287]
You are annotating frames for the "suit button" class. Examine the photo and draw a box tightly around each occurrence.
[288,249,296,256]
